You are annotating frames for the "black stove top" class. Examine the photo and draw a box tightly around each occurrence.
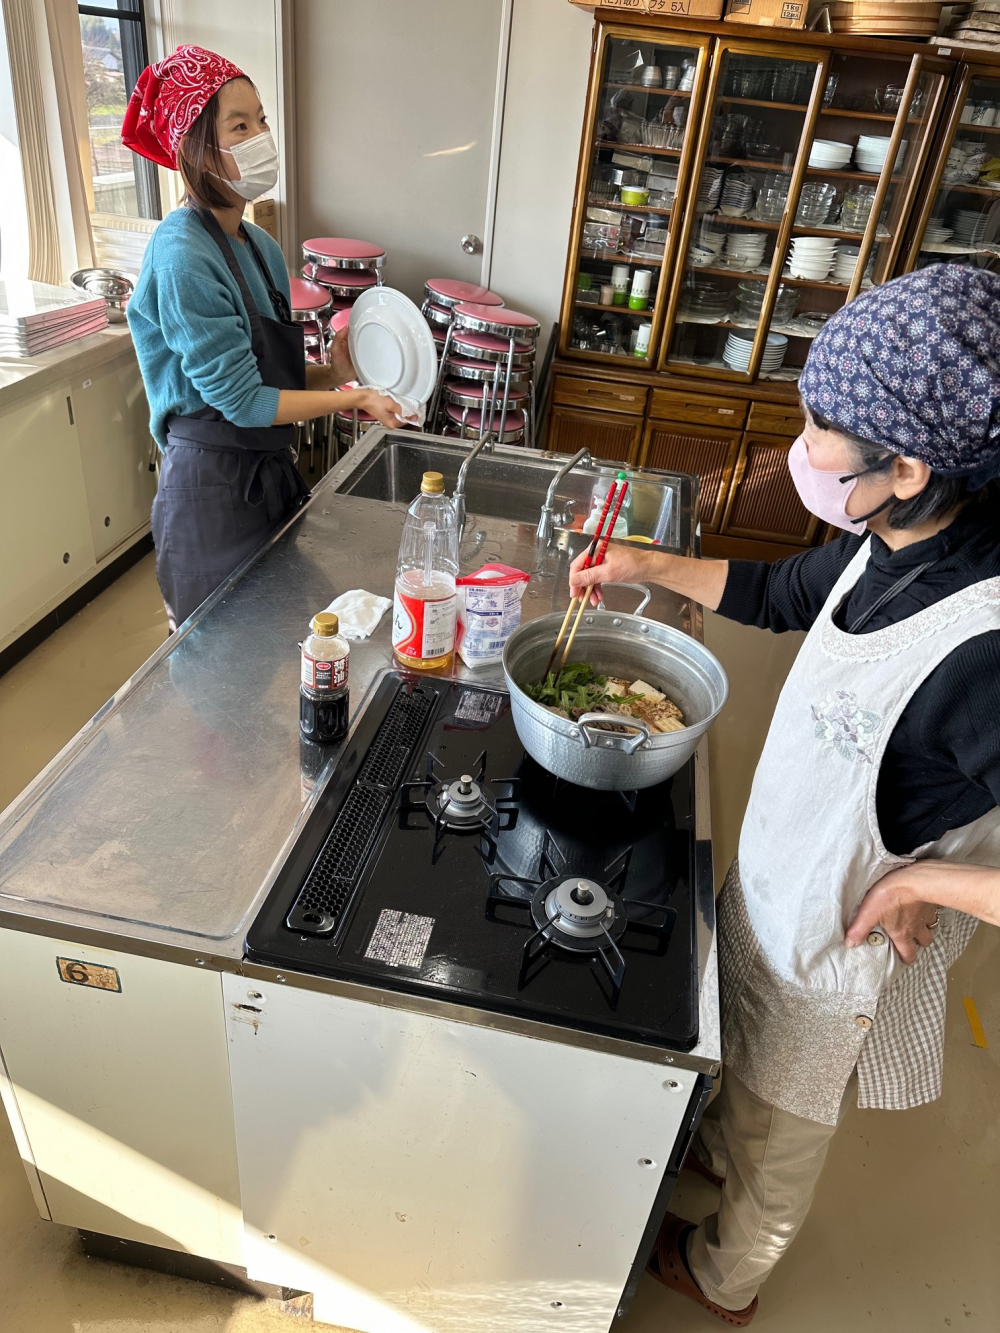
[246,673,700,1051]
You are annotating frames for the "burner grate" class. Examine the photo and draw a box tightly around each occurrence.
[287,686,434,935]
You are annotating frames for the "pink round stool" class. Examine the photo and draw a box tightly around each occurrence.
[303,263,378,302]
[423,278,504,310]
[449,330,535,364]
[452,302,540,342]
[444,402,526,444]
[445,354,531,385]
[301,237,386,272]
[423,301,452,328]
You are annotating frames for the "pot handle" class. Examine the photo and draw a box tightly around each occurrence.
[573,712,652,755]
[595,583,652,617]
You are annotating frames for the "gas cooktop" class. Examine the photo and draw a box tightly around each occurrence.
[246,673,699,1051]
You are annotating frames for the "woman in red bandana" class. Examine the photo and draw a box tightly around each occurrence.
[122,45,402,630]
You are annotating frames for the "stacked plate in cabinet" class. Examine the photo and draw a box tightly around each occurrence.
[736,280,799,324]
[724,329,787,373]
[723,230,767,271]
[787,236,839,280]
[922,221,954,245]
[855,136,906,174]
[831,245,861,284]
[697,166,725,211]
[678,279,731,322]
[719,173,756,217]
[952,209,993,247]
[809,139,853,170]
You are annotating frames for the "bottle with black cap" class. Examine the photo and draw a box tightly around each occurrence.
[300,611,350,744]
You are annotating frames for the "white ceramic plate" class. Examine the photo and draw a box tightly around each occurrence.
[349,286,438,406]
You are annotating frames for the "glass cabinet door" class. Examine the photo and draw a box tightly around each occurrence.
[911,70,1000,277]
[660,45,825,382]
[766,52,947,383]
[562,27,710,367]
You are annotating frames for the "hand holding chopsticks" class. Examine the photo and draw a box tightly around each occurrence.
[545,474,630,678]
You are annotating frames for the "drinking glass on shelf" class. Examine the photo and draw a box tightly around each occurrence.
[823,74,839,108]
[842,183,877,232]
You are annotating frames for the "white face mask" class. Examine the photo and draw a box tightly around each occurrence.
[215,129,278,201]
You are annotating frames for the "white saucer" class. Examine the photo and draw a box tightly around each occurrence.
[349,286,438,405]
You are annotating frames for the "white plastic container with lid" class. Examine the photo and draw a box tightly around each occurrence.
[392,471,459,671]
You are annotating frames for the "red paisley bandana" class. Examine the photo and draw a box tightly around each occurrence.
[121,44,245,170]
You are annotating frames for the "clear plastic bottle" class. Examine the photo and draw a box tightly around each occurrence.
[300,611,350,743]
[392,471,459,672]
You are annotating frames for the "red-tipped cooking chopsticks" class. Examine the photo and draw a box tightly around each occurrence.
[543,480,619,677]
[557,479,629,670]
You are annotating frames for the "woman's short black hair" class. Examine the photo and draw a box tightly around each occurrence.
[808,408,1000,529]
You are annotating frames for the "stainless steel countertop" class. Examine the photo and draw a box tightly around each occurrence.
[0,431,720,1073]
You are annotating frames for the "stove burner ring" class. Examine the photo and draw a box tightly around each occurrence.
[430,775,494,830]
[531,877,626,949]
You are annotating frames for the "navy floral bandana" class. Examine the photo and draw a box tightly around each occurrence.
[799,264,1000,483]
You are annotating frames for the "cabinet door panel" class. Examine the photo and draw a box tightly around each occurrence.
[72,359,157,561]
[0,387,96,643]
[553,375,648,417]
[639,421,741,533]
[722,433,819,545]
[547,406,643,465]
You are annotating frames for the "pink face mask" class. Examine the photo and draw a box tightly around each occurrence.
[787,434,871,533]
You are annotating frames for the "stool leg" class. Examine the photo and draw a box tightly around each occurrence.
[429,323,454,433]
[497,336,515,442]
[485,362,501,442]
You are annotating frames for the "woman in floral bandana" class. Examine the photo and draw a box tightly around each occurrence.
[570,264,1000,1325]
[122,46,404,630]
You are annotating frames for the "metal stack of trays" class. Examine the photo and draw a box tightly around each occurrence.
[0,279,108,356]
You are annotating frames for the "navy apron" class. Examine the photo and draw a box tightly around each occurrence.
[151,208,308,630]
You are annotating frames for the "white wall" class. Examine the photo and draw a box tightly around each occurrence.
[488,0,594,364]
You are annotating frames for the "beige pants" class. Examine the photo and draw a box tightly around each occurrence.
[685,1068,856,1312]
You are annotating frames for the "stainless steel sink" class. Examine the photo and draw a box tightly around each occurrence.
[324,428,697,553]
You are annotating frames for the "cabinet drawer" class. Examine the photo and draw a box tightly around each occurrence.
[547,406,643,465]
[721,434,820,546]
[650,389,747,430]
[746,402,805,437]
[552,375,648,417]
[639,420,741,533]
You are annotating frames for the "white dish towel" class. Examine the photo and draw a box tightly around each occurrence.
[324,589,392,641]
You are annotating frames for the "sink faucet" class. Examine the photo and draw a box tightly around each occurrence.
[453,436,493,532]
[536,448,593,542]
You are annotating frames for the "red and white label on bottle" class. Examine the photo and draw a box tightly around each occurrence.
[301,652,348,690]
[392,587,457,662]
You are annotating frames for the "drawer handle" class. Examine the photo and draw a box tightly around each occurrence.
[716,408,735,415]
[587,389,637,402]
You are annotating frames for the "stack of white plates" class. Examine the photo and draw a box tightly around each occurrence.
[855,136,907,175]
[952,209,991,246]
[695,224,728,255]
[697,166,725,210]
[720,174,756,217]
[923,221,954,245]
[724,230,767,271]
[809,139,852,170]
[831,245,860,284]
[0,279,108,356]
[787,236,839,280]
[724,330,787,373]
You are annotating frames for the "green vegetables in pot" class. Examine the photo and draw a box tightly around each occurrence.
[520,662,687,733]
[520,662,614,716]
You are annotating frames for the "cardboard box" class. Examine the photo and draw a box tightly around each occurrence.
[724,0,807,25]
[244,197,278,240]
[568,0,724,16]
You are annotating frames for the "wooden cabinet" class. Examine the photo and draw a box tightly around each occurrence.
[721,434,820,546]
[71,361,157,562]
[0,385,97,640]
[640,419,740,533]
[552,374,648,417]
[547,405,643,465]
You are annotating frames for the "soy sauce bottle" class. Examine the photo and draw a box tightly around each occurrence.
[300,612,350,744]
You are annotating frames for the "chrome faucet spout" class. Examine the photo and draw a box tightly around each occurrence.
[453,436,493,532]
[536,448,593,541]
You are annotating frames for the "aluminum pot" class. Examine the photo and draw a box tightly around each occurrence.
[501,585,729,791]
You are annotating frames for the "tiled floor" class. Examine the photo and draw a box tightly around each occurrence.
[0,562,997,1331]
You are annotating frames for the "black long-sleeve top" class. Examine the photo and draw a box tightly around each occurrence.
[717,502,1000,855]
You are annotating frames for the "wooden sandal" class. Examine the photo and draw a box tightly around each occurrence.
[646,1213,758,1327]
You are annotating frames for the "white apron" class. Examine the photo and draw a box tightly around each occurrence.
[721,541,1000,1123]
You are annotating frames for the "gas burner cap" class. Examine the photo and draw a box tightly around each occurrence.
[432,775,492,829]
[543,877,616,939]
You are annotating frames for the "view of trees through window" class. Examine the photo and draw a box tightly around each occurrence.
[78,2,159,220]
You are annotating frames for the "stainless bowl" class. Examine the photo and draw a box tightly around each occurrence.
[502,586,729,791]
[70,268,136,323]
